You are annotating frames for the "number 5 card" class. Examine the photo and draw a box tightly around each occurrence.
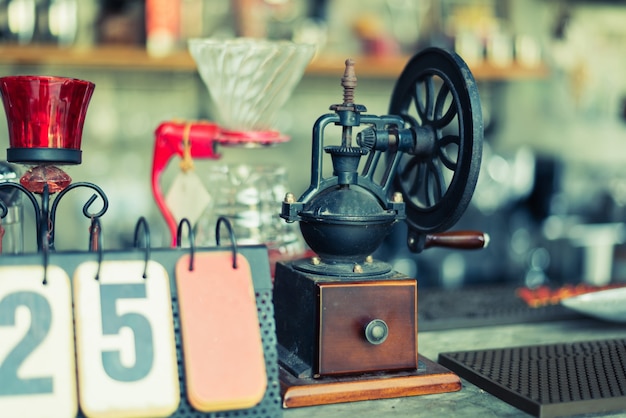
[0,265,77,418]
[73,260,180,418]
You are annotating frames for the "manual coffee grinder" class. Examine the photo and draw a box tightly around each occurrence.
[274,48,488,407]
[0,75,108,252]
[151,38,315,250]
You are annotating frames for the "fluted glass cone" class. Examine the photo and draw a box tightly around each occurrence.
[188,38,315,133]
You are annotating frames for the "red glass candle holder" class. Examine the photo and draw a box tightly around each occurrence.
[0,75,95,165]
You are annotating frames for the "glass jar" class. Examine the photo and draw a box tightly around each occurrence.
[0,161,23,254]
[195,163,304,253]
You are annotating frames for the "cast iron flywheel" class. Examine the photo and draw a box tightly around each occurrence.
[389,47,483,235]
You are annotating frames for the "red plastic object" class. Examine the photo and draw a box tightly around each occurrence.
[152,121,221,246]
[516,283,626,308]
[152,120,290,247]
[218,129,289,145]
[0,75,94,150]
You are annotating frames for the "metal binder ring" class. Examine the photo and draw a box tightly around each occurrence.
[41,226,49,285]
[89,217,104,280]
[133,217,151,279]
[215,216,238,269]
[176,218,195,271]
[50,182,109,251]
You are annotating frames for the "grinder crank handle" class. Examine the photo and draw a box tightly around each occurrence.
[408,230,489,253]
[151,121,221,247]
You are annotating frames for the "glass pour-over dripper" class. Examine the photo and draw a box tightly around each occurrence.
[188,37,316,142]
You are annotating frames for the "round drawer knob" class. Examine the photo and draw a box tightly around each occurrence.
[364,319,388,345]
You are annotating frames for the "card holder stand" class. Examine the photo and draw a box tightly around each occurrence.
[0,217,282,418]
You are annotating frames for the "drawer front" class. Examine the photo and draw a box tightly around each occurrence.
[317,280,417,376]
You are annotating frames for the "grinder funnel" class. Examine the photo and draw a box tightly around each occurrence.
[188,38,315,140]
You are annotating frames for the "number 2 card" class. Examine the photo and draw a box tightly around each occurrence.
[0,265,77,418]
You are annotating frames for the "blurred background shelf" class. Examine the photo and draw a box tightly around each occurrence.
[0,45,194,72]
[307,54,549,80]
[2,0,626,294]
[0,45,550,80]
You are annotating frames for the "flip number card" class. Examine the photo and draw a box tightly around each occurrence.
[73,260,180,418]
[176,252,267,412]
[0,265,77,418]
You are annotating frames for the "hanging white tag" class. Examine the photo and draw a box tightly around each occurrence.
[165,170,211,226]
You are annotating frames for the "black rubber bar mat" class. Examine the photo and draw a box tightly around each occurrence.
[418,285,582,331]
[439,339,626,417]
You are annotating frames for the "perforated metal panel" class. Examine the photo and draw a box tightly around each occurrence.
[171,290,282,418]
[439,339,626,418]
[0,247,284,418]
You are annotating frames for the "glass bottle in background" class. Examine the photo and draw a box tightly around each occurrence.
[0,161,23,254]
[6,0,36,43]
[47,0,77,46]
[0,0,8,41]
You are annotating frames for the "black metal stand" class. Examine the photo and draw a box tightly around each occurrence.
[0,181,108,252]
